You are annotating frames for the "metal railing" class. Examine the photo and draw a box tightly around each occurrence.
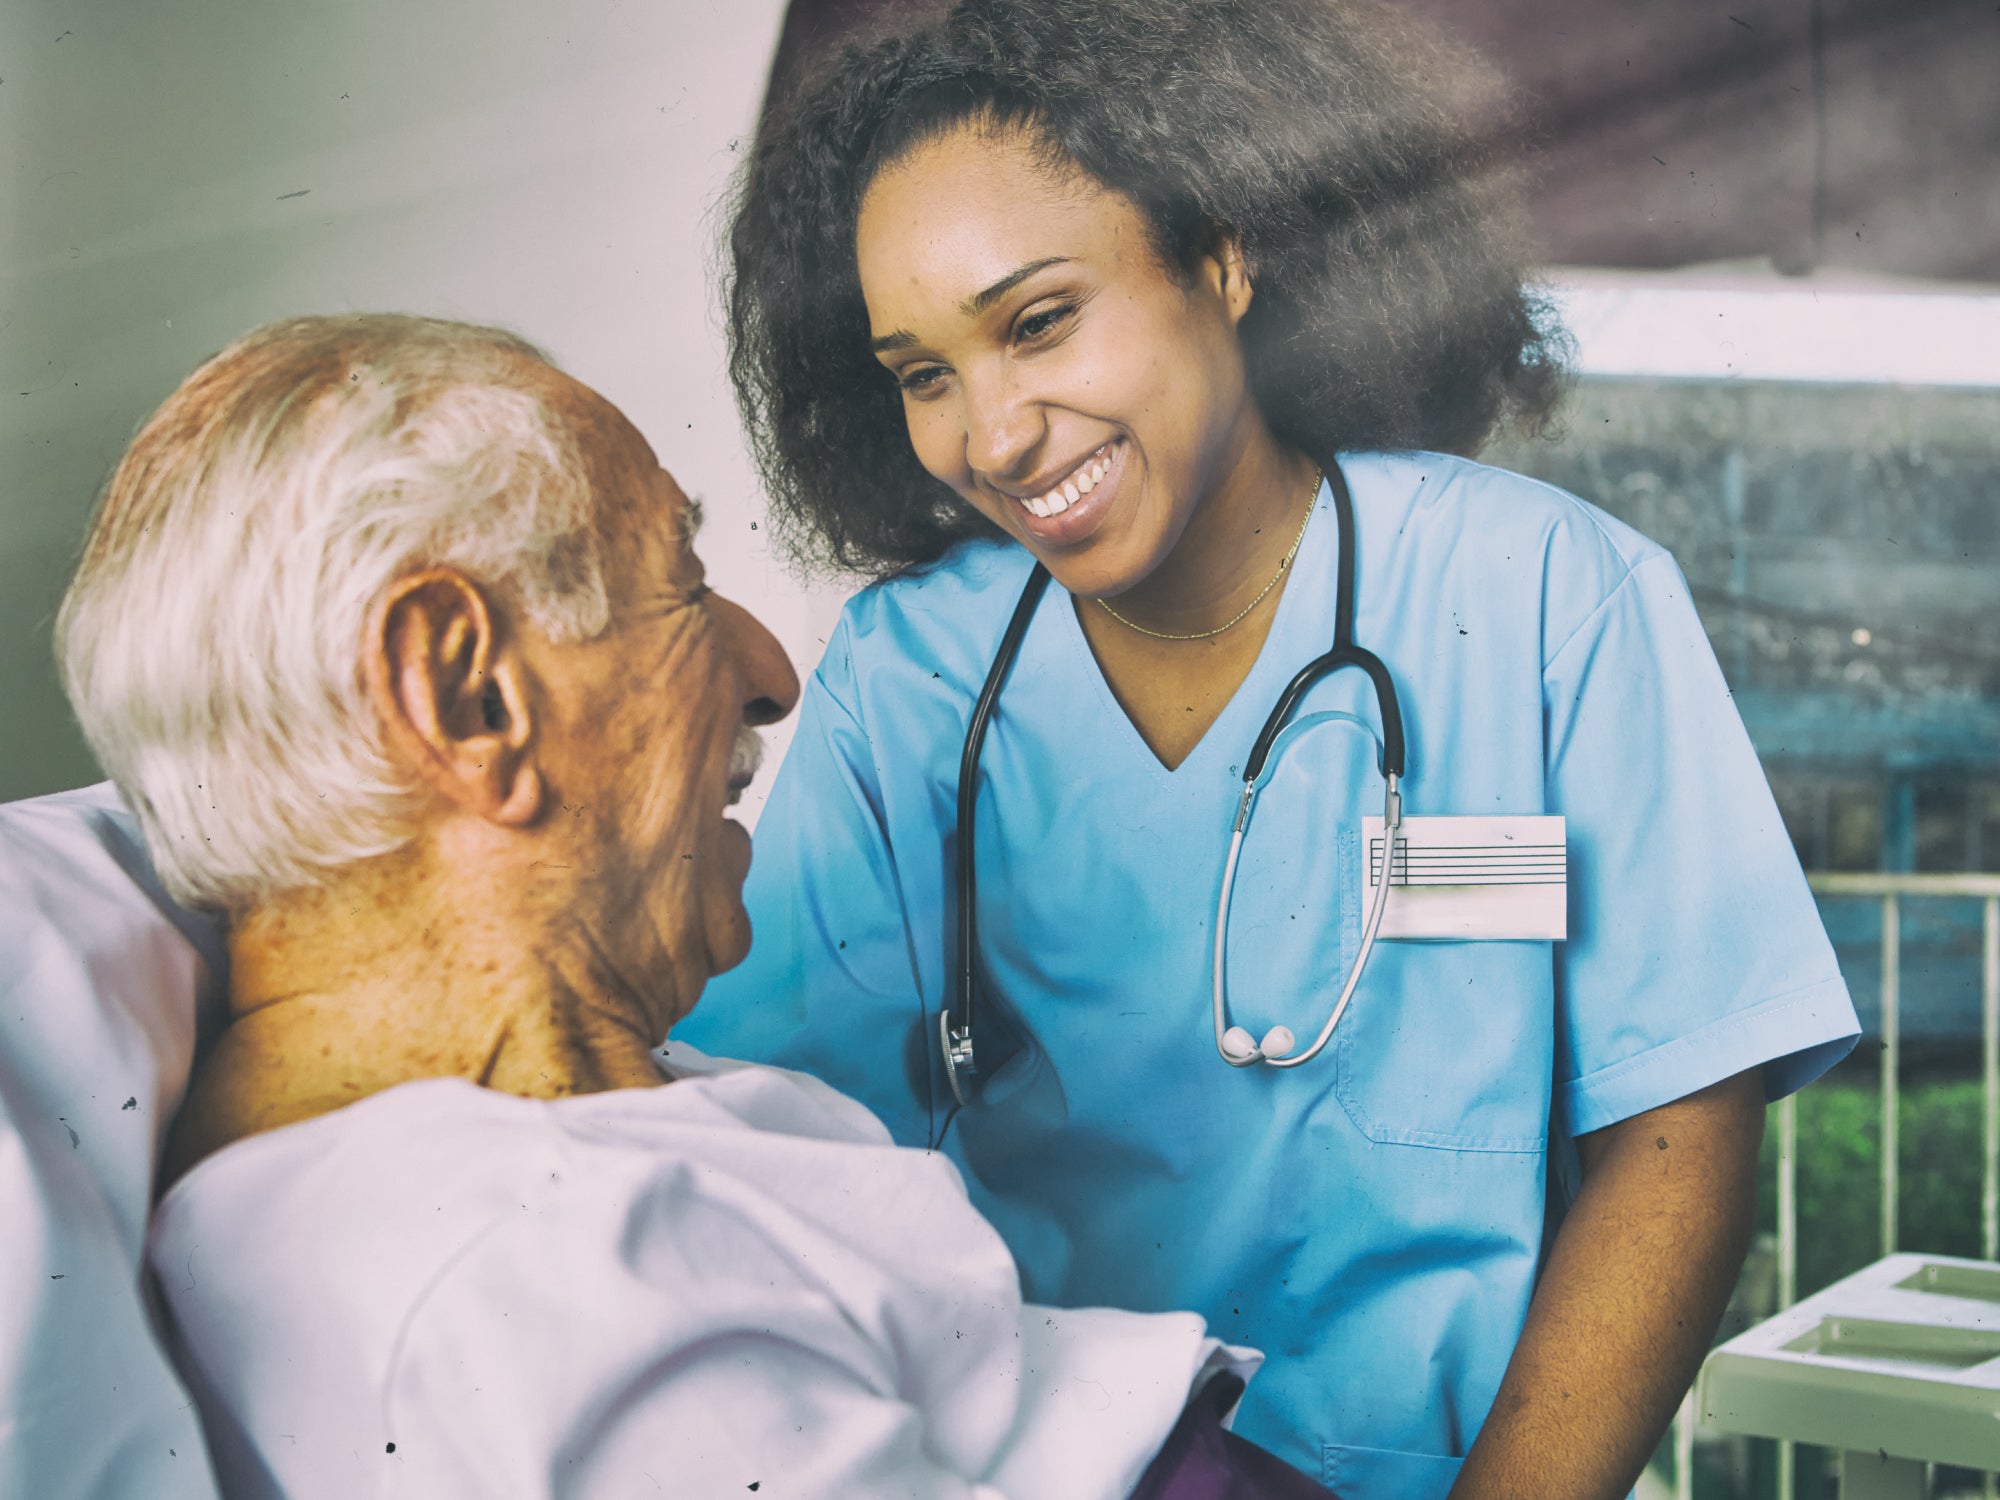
[1671,872,2000,1500]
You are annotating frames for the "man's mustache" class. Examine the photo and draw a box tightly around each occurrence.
[728,723,765,792]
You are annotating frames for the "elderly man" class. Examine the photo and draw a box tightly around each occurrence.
[54,315,1332,1500]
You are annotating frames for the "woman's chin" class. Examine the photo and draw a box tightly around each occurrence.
[1040,530,1174,607]
[999,444,1187,601]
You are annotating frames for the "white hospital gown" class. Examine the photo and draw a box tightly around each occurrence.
[150,1046,1252,1500]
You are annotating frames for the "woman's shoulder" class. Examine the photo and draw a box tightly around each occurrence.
[814,539,1043,705]
[1344,449,1668,574]
[1345,448,1680,633]
[844,537,1039,634]
[1340,450,1688,668]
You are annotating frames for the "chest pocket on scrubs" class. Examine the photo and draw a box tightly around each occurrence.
[1241,713,1551,1153]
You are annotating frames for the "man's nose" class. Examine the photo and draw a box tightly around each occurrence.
[709,593,800,727]
[960,367,1045,482]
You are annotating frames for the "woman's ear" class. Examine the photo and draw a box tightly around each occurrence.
[364,569,544,827]
[1215,232,1255,325]
[1191,226,1256,328]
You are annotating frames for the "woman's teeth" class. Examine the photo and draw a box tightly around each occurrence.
[1022,444,1113,518]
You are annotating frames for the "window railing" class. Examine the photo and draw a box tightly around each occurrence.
[1668,872,2000,1500]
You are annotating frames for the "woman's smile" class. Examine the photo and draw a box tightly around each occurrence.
[991,437,1127,546]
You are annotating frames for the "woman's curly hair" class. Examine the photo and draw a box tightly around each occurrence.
[730,0,1569,579]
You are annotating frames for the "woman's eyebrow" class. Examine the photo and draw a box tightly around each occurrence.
[958,256,1072,317]
[869,256,1076,353]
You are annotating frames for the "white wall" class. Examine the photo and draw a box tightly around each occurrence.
[0,0,849,817]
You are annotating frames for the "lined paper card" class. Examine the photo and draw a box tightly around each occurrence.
[1360,815,1567,941]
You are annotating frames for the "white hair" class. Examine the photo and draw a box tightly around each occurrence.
[57,314,617,913]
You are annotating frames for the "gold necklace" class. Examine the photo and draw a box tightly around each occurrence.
[1095,468,1321,642]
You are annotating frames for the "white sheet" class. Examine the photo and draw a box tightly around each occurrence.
[0,783,227,1498]
[153,1047,1255,1499]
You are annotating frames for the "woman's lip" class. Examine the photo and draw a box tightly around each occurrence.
[1004,440,1125,548]
[1005,442,1111,504]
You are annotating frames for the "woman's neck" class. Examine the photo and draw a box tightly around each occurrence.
[1104,430,1319,638]
[1071,429,1322,770]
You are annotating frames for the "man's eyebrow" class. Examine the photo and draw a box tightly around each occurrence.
[868,257,1075,353]
[677,495,705,541]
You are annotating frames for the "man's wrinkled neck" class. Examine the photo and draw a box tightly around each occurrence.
[166,837,674,1187]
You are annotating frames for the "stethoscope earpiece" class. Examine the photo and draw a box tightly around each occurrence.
[1219,1023,1303,1066]
[1220,1025,1260,1065]
[1214,770,1402,1071]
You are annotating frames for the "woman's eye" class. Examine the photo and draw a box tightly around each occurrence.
[895,364,947,397]
[1015,303,1075,343]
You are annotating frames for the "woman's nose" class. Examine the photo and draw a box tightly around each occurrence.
[709,593,800,727]
[960,369,1045,483]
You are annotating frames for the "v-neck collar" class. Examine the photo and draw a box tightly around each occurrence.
[1043,473,1340,780]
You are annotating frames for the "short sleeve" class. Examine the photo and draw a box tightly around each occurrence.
[676,618,938,1147]
[1545,553,1858,1138]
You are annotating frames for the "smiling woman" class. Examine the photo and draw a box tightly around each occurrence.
[682,3,1860,1499]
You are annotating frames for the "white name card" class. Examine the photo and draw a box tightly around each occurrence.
[1360,814,1567,941]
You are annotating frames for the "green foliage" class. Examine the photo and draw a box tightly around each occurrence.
[1758,1071,1988,1297]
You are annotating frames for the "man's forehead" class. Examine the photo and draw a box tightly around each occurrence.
[529,372,703,570]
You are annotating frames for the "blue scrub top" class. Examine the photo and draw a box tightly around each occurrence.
[680,452,1859,1500]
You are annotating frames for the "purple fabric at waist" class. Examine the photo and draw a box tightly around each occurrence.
[1126,1375,1340,1500]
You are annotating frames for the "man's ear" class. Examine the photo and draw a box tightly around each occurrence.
[365,568,543,826]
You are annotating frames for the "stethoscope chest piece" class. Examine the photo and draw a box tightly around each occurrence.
[940,1008,977,1108]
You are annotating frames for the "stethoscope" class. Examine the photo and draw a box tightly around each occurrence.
[939,459,1407,1110]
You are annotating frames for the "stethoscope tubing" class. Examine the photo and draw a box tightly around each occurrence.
[1246,643,1403,783]
[943,458,1405,1103]
[944,560,1052,1107]
[1213,773,1402,1068]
